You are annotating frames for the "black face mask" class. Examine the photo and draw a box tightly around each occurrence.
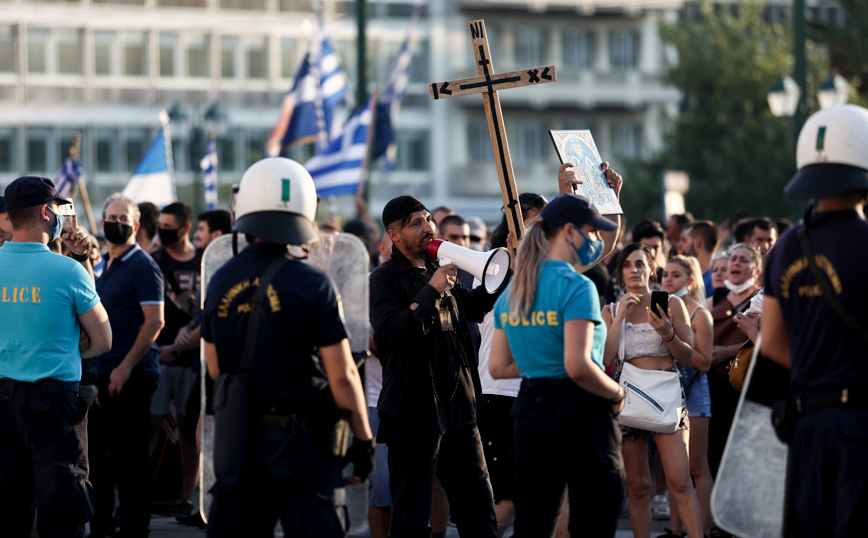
[158,227,183,247]
[104,221,134,244]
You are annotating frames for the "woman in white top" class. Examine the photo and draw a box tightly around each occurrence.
[661,255,714,537]
[601,243,703,538]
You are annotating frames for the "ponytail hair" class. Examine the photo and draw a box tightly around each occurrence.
[508,218,558,318]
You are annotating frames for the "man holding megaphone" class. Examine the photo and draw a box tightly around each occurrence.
[370,195,509,538]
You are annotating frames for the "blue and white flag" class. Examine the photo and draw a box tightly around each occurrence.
[305,94,375,198]
[123,126,176,207]
[200,136,218,210]
[266,15,350,156]
[375,0,424,170]
[53,155,82,200]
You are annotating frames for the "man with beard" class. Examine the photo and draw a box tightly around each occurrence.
[0,196,13,247]
[149,202,202,523]
[89,193,165,538]
[678,220,719,297]
[369,195,504,538]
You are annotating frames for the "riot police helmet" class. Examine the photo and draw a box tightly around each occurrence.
[233,157,318,245]
[785,104,868,199]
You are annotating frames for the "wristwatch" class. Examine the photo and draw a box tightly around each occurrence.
[170,345,182,359]
[70,250,89,262]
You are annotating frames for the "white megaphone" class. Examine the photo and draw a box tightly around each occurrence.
[428,239,511,294]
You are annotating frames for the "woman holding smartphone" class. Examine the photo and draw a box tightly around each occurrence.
[489,194,625,538]
[661,255,714,537]
[601,243,703,538]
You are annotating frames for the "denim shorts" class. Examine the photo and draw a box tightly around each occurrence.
[685,372,711,418]
[367,406,391,507]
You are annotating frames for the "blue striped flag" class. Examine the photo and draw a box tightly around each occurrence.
[123,126,176,207]
[375,1,424,170]
[53,155,82,200]
[265,16,350,156]
[305,94,375,198]
[200,136,218,210]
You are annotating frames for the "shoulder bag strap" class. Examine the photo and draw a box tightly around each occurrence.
[239,253,291,373]
[796,224,868,341]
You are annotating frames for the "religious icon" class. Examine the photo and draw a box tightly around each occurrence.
[549,130,623,215]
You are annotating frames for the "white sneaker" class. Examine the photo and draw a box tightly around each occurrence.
[651,494,670,520]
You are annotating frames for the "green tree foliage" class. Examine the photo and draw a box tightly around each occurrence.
[621,2,824,223]
[809,0,868,106]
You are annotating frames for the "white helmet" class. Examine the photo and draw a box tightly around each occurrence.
[233,157,318,245]
[786,104,868,198]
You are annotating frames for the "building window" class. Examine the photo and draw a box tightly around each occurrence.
[515,26,542,67]
[27,28,50,74]
[395,130,428,171]
[126,128,149,170]
[281,37,297,78]
[57,28,82,75]
[246,130,268,166]
[514,120,543,163]
[563,29,593,70]
[408,41,427,83]
[96,128,119,172]
[0,26,15,73]
[27,127,52,172]
[220,36,237,79]
[159,33,178,77]
[0,127,16,172]
[245,37,267,79]
[468,122,492,163]
[94,31,115,75]
[612,121,642,158]
[186,33,209,78]
[218,132,239,172]
[610,30,638,71]
[124,32,146,76]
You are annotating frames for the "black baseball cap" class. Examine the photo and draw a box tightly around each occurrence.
[382,195,429,228]
[4,176,69,210]
[0,195,6,213]
[539,194,619,233]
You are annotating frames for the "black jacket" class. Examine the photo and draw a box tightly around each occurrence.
[370,247,506,441]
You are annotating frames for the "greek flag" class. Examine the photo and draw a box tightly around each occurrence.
[53,155,82,200]
[305,94,375,198]
[375,0,424,170]
[122,127,176,208]
[200,136,218,210]
[265,16,350,156]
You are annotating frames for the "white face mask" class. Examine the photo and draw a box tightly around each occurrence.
[672,287,688,298]
[724,278,756,294]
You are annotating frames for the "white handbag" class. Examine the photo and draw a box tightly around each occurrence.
[613,302,684,434]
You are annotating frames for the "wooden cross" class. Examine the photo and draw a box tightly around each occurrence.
[429,19,557,247]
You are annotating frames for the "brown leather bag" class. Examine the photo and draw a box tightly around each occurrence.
[728,341,754,391]
[710,290,758,375]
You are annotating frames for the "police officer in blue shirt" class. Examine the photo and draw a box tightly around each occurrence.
[0,176,112,538]
[202,158,374,537]
[761,105,868,537]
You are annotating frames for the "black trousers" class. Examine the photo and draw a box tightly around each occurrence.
[707,368,740,479]
[207,420,347,538]
[0,378,92,538]
[511,378,625,538]
[788,407,868,538]
[88,374,158,538]
[387,423,497,538]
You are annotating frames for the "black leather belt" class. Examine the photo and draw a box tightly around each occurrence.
[796,388,868,415]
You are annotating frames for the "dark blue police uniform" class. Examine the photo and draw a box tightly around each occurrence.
[764,210,868,537]
[202,242,349,537]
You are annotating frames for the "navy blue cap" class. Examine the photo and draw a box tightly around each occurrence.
[539,194,619,233]
[0,195,6,213]
[4,176,69,210]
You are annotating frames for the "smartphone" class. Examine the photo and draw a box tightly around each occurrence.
[57,203,77,235]
[651,290,669,318]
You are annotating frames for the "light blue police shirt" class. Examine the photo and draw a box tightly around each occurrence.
[0,242,100,382]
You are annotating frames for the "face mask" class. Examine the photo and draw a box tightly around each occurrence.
[572,229,604,266]
[46,206,63,243]
[104,221,134,244]
[672,287,688,298]
[724,278,756,294]
[158,227,183,247]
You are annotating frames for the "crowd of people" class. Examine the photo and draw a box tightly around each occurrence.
[1,104,866,538]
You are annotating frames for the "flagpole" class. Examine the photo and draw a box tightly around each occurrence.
[69,133,99,234]
[356,89,378,209]
[160,110,178,203]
